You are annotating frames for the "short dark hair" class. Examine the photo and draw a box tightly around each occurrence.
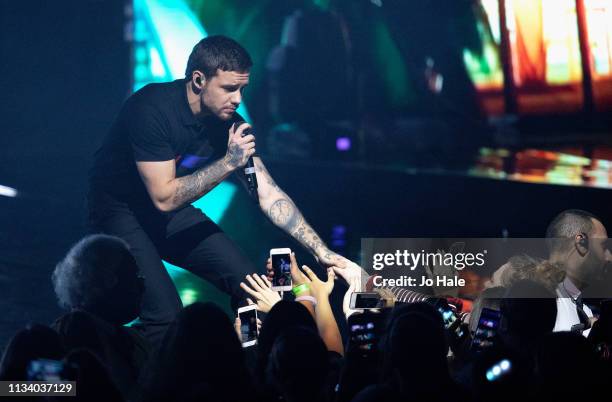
[185,35,252,80]
[52,234,137,310]
[545,209,600,254]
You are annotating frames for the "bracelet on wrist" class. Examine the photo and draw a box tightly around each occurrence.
[292,283,310,296]
[295,295,317,307]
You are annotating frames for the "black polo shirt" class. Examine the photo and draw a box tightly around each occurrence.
[89,79,243,224]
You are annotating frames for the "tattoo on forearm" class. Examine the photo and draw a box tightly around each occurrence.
[256,159,327,254]
[172,159,229,209]
[293,223,326,253]
[255,162,281,192]
[268,199,303,233]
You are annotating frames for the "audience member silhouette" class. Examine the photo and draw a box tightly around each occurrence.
[354,302,468,402]
[266,325,330,402]
[535,331,607,402]
[499,279,557,355]
[141,302,254,402]
[63,348,125,402]
[0,324,64,381]
[255,300,318,399]
[51,234,149,400]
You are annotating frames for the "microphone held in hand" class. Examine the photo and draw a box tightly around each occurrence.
[236,120,259,203]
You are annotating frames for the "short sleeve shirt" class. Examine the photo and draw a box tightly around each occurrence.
[89,79,244,210]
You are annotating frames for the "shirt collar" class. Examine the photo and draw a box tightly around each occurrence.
[175,79,201,128]
[559,276,582,300]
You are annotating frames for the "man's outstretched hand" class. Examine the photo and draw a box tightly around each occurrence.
[331,260,368,292]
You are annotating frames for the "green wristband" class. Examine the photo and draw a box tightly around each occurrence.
[292,283,310,296]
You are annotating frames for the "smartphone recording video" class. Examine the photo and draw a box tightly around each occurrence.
[27,359,66,381]
[270,248,292,291]
[348,312,382,358]
[238,305,258,347]
[471,307,502,352]
[350,292,383,309]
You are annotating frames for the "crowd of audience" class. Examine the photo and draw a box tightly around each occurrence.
[1,209,611,401]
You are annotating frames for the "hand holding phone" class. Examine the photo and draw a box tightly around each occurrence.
[237,305,259,347]
[270,248,292,291]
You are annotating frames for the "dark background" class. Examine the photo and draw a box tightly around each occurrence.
[1,0,610,350]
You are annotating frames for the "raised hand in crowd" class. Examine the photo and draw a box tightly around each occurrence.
[295,258,343,356]
[240,273,282,313]
[301,265,335,301]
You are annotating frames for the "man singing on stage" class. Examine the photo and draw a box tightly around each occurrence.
[88,35,348,346]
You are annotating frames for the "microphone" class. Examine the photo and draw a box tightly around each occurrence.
[236,120,259,203]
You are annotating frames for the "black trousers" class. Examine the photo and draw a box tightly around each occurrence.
[88,191,259,348]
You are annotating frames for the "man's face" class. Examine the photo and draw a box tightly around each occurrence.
[200,69,250,121]
[583,219,611,278]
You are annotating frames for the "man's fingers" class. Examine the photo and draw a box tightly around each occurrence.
[237,134,255,144]
[243,142,256,150]
[233,122,251,136]
[246,297,254,305]
[349,276,361,291]
[331,266,347,280]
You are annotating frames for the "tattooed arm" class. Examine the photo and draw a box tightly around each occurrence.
[241,157,349,267]
[137,122,255,212]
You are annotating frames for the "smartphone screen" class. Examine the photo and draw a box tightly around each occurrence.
[471,307,502,351]
[352,292,382,309]
[272,253,292,288]
[348,312,382,357]
[432,299,466,338]
[439,305,457,328]
[239,308,258,347]
[27,359,65,381]
[350,321,376,351]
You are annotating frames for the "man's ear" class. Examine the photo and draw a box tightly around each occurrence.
[575,233,589,257]
[192,71,205,91]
